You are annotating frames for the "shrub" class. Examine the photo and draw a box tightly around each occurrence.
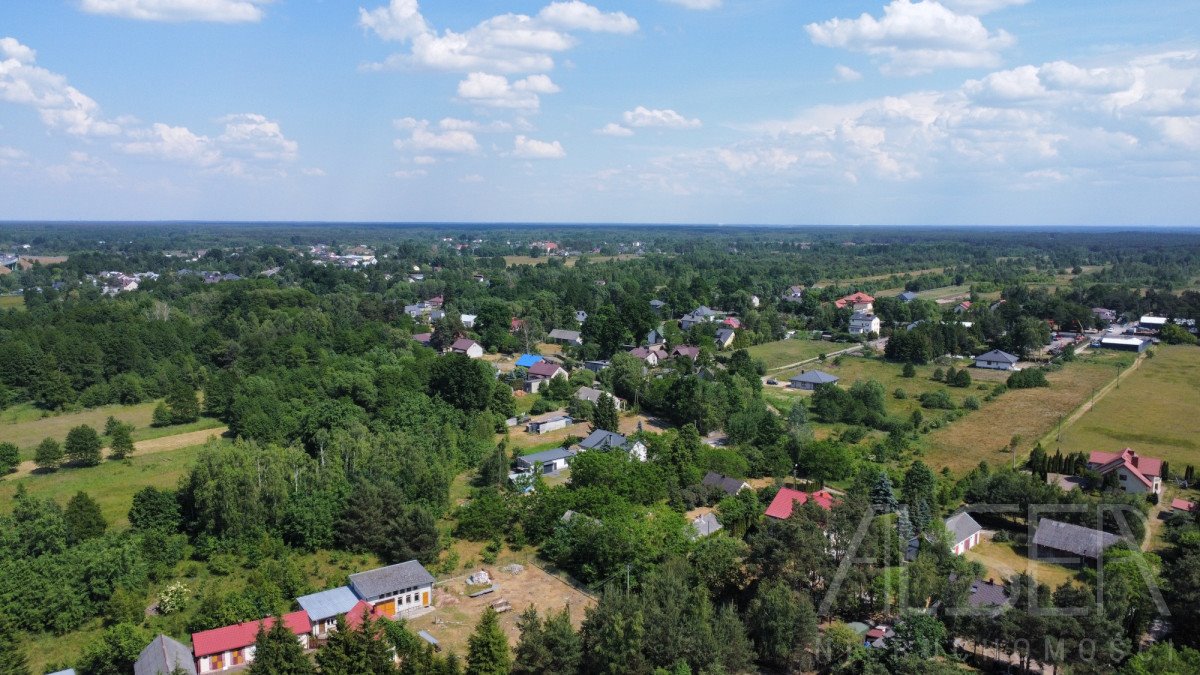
[157,582,190,615]
[893,388,907,400]
[918,390,955,410]
[1007,369,1049,389]
[963,396,980,410]
[931,367,944,382]
[902,362,916,378]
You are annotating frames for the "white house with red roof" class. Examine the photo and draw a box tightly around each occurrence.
[764,487,836,519]
[1088,448,1163,495]
[835,292,874,311]
[524,361,568,393]
[191,610,310,673]
[450,338,484,359]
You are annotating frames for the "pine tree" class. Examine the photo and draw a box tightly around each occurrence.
[0,613,30,675]
[870,472,898,514]
[109,423,135,460]
[592,394,619,433]
[912,499,932,535]
[64,424,102,466]
[897,507,914,543]
[249,617,314,675]
[512,607,581,675]
[0,442,18,475]
[902,362,916,378]
[317,613,395,675]
[152,401,173,427]
[467,607,511,675]
[64,491,106,545]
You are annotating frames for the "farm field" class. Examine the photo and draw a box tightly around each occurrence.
[2,401,160,455]
[0,440,216,525]
[1056,345,1200,470]
[747,338,847,370]
[924,351,1130,474]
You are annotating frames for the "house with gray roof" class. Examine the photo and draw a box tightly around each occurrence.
[702,472,749,497]
[1031,519,1122,562]
[348,560,435,618]
[576,429,647,461]
[975,349,1019,370]
[517,447,576,473]
[788,370,840,390]
[898,291,919,303]
[715,328,737,349]
[690,513,723,539]
[945,512,982,555]
[297,586,360,638]
[575,386,625,410]
[134,634,197,675]
[548,328,583,345]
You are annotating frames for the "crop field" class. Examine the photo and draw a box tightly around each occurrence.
[924,351,1130,474]
[747,338,848,370]
[1056,345,1200,470]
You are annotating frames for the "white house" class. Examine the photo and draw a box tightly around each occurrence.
[576,429,647,462]
[296,586,360,639]
[629,346,662,367]
[974,349,1019,370]
[575,386,625,411]
[849,312,881,335]
[450,338,484,359]
[1088,448,1163,495]
[517,447,576,473]
[348,560,436,618]
[192,612,310,673]
[788,370,839,390]
[548,329,583,346]
[524,362,568,393]
[945,512,982,555]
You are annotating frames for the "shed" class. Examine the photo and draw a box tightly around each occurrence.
[1031,518,1122,561]
[944,512,982,555]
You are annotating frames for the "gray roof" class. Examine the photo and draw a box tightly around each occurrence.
[899,291,919,302]
[575,386,615,404]
[716,328,736,341]
[650,299,666,308]
[518,447,576,465]
[850,311,876,321]
[976,349,1019,364]
[789,370,839,384]
[945,512,982,545]
[578,429,628,450]
[349,560,436,600]
[702,472,746,496]
[134,635,197,675]
[693,306,719,317]
[296,585,360,622]
[691,513,723,538]
[966,579,1009,609]
[1032,519,1122,559]
[548,329,582,341]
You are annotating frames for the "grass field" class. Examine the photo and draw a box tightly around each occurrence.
[747,338,847,370]
[1057,345,1200,470]
[917,284,972,303]
[0,441,217,525]
[503,254,637,268]
[2,401,160,455]
[964,539,1078,590]
[0,294,23,309]
[923,351,1129,474]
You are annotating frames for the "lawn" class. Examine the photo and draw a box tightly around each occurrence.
[1057,345,1200,470]
[964,539,1078,590]
[748,337,846,370]
[916,285,972,303]
[2,401,161,456]
[0,440,219,525]
[924,352,1128,474]
[0,294,24,309]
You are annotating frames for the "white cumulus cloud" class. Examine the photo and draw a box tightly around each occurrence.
[596,122,634,137]
[456,72,560,110]
[513,135,566,158]
[394,117,481,154]
[622,106,702,129]
[661,0,722,9]
[806,0,1015,76]
[537,1,638,33]
[834,65,863,82]
[0,36,121,136]
[79,0,272,23]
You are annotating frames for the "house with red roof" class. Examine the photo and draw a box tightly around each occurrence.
[191,610,310,673]
[450,338,484,359]
[765,487,836,519]
[671,345,701,361]
[722,317,742,329]
[834,292,874,312]
[524,361,568,393]
[1087,448,1163,495]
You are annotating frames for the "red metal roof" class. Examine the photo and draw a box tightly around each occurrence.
[192,610,310,657]
[344,600,388,631]
[1171,498,1196,512]
[1089,448,1161,488]
[835,292,875,309]
[765,487,835,519]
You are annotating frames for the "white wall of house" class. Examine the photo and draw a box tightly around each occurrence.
[367,583,433,616]
[975,359,1014,370]
[951,531,980,555]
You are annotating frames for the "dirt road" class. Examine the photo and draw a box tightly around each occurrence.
[8,427,228,478]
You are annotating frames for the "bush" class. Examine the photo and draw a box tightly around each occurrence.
[963,396,980,410]
[918,390,955,410]
[931,367,944,382]
[1007,369,1049,389]
[902,362,916,378]
[893,388,907,400]
[992,530,1011,543]
[157,582,190,615]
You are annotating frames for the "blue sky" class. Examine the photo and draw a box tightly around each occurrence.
[1,0,1198,225]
